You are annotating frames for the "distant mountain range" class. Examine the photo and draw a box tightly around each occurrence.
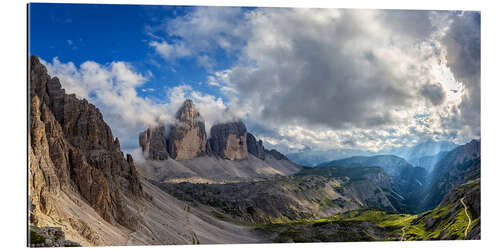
[385,140,458,165]
[317,154,413,176]
[287,148,376,167]
[287,140,458,168]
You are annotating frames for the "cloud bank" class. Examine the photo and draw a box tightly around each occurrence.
[187,8,480,152]
[40,8,480,154]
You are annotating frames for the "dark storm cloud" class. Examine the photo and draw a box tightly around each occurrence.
[378,10,435,40]
[420,83,446,106]
[443,12,481,86]
[227,9,431,130]
[440,11,481,138]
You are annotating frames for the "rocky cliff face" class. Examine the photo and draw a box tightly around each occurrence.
[246,133,265,160]
[266,149,288,160]
[209,120,248,160]
[420,139,481,211]
[316,154,430,213]
[29,55,143,230]
[139,126,169,160]
[167,100,208,160]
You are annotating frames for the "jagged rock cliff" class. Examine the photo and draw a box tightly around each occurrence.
[139,126,169,160]
[246,133,265,160]
[167,100,208,160]
[209,120,248,160]
[29,55,143,230]
[421,139,481,211]
[266,149,288,160]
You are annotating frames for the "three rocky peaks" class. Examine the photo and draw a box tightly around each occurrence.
[139,100,287,161]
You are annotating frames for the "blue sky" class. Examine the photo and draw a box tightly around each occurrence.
[29,3,241,102]
[29,4,481,154]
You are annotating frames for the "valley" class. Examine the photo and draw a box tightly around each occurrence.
[255,178,480,242]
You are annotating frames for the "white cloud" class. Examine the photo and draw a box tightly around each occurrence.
[149,7,250,65]
[141,88,155,92]
[196,55,215,71]
[149,40,192,60]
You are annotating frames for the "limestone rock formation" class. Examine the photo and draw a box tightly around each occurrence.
[29,55,143,230]
[135,99,291,163]
[209,120,248,160]
[246,133,265,160]
[167,100,208,160]
[139,126,169,160]
[266,149,288,160]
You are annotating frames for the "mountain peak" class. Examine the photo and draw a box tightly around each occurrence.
[175,99,201,123]
[167,99,208,160]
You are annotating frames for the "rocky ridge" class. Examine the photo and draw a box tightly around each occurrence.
[317,154,426,211]
[29,55,143,231]
[420,139,481,211]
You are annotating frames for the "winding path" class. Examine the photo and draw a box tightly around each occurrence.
[460,197,472,238]
[400,226,406,241]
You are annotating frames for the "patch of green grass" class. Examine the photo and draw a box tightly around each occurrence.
[30,230,45,245]
[313,218,328,223]
[325,208,413,227]
[446,208,470,239]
